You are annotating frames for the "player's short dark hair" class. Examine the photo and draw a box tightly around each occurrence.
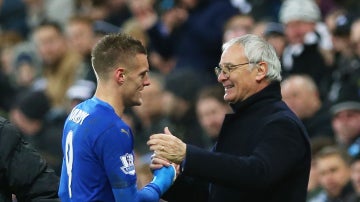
[91,33,147,79]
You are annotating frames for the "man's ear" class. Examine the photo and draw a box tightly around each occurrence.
[255,62,267,82]
[115,67,126,84]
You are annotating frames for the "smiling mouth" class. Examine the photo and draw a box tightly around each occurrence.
[224,85,234,90]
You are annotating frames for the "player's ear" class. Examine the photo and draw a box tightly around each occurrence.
[115,67,126,85]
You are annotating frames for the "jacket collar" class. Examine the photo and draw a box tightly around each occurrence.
[230,81,282,113]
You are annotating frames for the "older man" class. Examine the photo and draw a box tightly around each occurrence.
[148,34,311,202]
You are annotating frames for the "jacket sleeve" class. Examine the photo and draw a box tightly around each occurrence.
[0,119,60,202]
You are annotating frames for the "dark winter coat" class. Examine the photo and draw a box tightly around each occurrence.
[0,116,60,202]
[164,82,311,202]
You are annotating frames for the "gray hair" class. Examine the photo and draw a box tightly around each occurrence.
[222,34,282,82]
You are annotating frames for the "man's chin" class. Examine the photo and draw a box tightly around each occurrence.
[224,96,234,103]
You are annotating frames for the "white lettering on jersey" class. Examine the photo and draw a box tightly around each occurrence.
[120,153,135,175]
[68,108,89,125]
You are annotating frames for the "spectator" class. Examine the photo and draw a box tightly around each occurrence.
[311,146,355,202]
[279,0,333,97]
[263,22,287,59]
[132,72,171,157]
[222,14,254,43]
[348,154,360,201]
[307,136,336,202]
[65,15,98,84]
[24,0,75,29]
[12,52,39,91]
[0,31,24,113]
[0,0,29,38]
[32,20,82,117]
[330,83,360,155]
[326,12,359,103]
[162,69,208,148]
[195,84,231,145]
[9,90,63,175]
[281,74,334,138]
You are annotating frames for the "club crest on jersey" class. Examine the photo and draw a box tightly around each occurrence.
[120,153,135,175]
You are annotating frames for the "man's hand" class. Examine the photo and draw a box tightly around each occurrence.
[147,127,186,164]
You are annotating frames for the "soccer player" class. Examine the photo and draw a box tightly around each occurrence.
[58,33,175,202]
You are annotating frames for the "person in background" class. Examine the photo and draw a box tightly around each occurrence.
[162,69,208,148]
[32,20,82,119]
[279,0,333,97]
[58,33,175,202]
[0,116,60,202]
[132,72,170,157]
[330,83,360,156]
[347,154,360,202]
[9,90,63,175]
[0,31,25,114]
[307,136,336,202]
[65,15,98,84]
[222,14,254,43]
[325,12,359,103]
[262,22,287,59]
[195,84,231,145]
[281,74,334,139]
[148,34,311,202]
[310,146,354,202]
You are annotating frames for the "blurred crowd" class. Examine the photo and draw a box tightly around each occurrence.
[1,0,360,201]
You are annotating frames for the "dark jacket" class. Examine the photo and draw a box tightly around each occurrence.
[0,117,60,202]
[164,82,311,202]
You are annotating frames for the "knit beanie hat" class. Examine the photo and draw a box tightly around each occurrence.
[279,0,321,24]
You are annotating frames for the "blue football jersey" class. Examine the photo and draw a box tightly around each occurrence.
[59,97,140,201]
